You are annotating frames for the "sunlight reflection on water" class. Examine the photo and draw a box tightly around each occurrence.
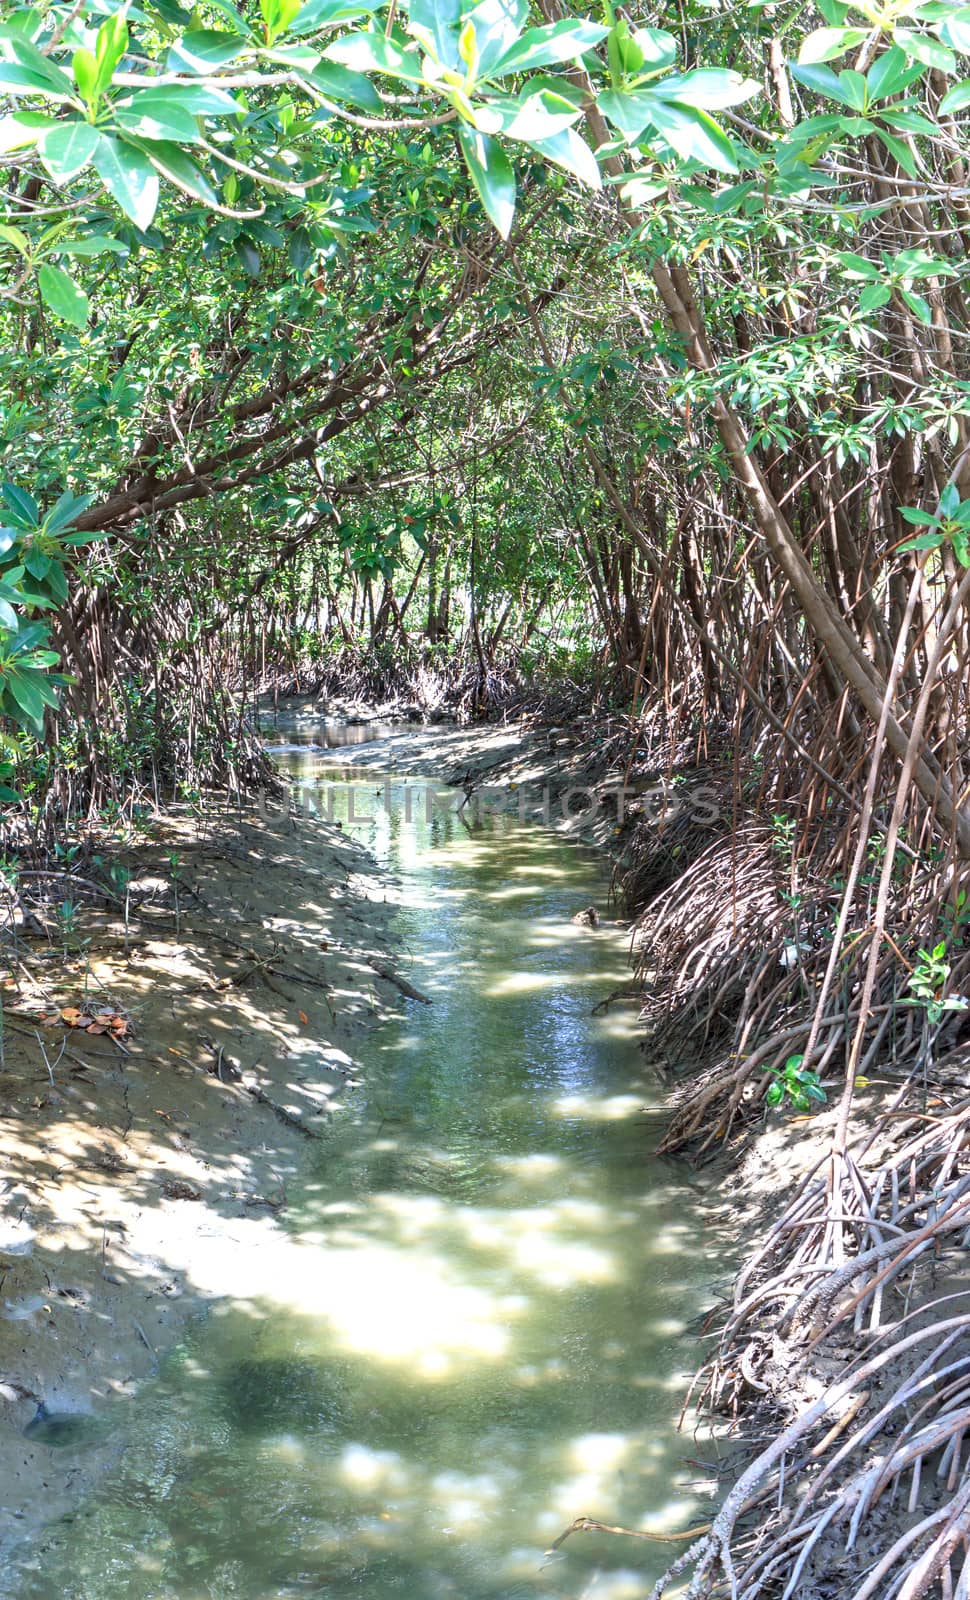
[7,747,722,1600]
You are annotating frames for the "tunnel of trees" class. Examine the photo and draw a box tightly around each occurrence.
[4,0,970,1592]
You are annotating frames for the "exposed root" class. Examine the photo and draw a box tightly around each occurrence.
[656,1073,970,1600]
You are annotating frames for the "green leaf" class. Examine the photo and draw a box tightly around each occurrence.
[72,47,99,104]
[874,126,918,176]
[94,7,129,94]
[859,281,891,311]
[940,8,970,53]
[261,0,303,44]
[500,85,582,139]
[1,485,39,528]
[4,34,76,96]
[939,78,970,112]
[799,27,870,63]
[234,235,262,277]
[900,286,933,323]
[323,30,423,81]
[837,250,881,280]
[900,507,939,525]
[5,668,46,727]
[599,87,656,142]
[0,222,31,256]
[0,112,54,153]
[139,139,220,205]
[457,124,516,237]
[38,119,100,183]
[0,61,75,99]
[878,107,937,134]
[899,532,945,551]
[766,1081,784,1106]
[789,61,862,107]
[55,235,128,257]
[124,82,243,119]
[37,262,89,329]
[166,30,246,73]
[289,0,379,37]
[307,59,383,110]
[93,134,160,229]
[653,70,760,110]
[491,19,609,77]
[524,124,600,187]
[628,28,678,77]
[115,92,201,143]
[409,0,462,67]
[866,45,924,101]
[43,490,94,534]
[464,0,529,77]
[648,99,740,173]
[893,28,956,70]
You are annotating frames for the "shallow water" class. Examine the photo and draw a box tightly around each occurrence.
[8,746,720,1600]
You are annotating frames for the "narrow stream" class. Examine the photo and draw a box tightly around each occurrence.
[9,738,720,1600]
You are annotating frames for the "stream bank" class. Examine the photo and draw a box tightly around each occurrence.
[0,800,403,1558]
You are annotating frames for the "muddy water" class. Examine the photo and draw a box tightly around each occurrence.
[9,746,720,1600]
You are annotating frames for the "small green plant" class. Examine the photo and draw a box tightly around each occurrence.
[56,898,80,956]
[771,813,796,854]
[904,942,969,1026]
[899,484,970,568]
[764,1053,827,1113]
[942,890,970,946]
[107,861,132,951]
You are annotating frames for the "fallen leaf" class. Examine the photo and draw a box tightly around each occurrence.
[60,1007,82,1024]
[298,1010,309,1026]
[87,1023,108,1035]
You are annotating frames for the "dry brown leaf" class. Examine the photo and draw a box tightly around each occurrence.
[298,1010,309,1026]
[87,1023,108,1035]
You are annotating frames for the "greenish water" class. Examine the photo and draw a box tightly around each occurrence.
[8,755,719,1600]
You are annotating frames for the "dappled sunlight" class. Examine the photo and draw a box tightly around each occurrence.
[551,1092,649,1121]
[7,756,718,1600]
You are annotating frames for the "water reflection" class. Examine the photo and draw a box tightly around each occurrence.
[8,742,720,1600]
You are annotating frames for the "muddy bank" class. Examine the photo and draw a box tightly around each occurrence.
[0,802,408,1555]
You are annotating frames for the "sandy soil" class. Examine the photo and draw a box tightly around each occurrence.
[0,797,414,1555]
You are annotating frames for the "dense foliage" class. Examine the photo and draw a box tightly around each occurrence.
[3,0,970,1061]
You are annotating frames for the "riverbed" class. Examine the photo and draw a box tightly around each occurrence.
[6,738,722,1600]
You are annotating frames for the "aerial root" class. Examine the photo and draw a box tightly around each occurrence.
[654,1088,970,1598]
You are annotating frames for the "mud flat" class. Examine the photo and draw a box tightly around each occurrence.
[0,801,404,1554]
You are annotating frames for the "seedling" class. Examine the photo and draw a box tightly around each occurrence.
[903,942,968,1026]
[764,1053,827,1113]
